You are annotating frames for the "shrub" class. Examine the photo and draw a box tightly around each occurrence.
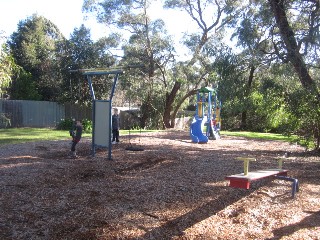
[57,118,92,133]
[57,118,74,130]
[81,118,92,132]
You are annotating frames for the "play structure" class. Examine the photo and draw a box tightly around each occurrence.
[190,86,221,143]
[225,156,299,198]
[82,69,123,160]
[70,66,142,159]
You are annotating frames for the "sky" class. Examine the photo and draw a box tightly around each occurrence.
[0,0,197,52]
[0,0,200,60]
[0,0,107,41]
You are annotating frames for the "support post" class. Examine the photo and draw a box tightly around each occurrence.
[278,158,283,169]
[236,157,256,175]
[275,175,299,198]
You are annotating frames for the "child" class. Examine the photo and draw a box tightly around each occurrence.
[70,119,83,158]
[112,108,120,143]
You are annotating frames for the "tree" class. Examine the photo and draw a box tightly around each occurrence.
[230,0,320,148]
[121,18,176,128]
[268,0,319,96]
[57,25,118,105]
[164,0,238,65]
[230,7,276,129]
[83,0,177,129]
[8,14,64,101]
[229,0,320,95]
[250,0,320,149]
[9,67,42,100]
[0,40,15,97]
[158,0,236,128]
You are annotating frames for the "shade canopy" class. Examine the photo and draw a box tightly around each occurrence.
[198,86,216,93]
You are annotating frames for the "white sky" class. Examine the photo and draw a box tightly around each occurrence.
[0,0,199,60]
[0,0,105,40]
[0,0,196,43]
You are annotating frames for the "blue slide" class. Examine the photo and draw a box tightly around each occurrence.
[190,118,208,143]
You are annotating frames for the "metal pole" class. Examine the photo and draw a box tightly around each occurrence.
[87,76,95,100]
[110,73,120,100]
[87,76,96,156]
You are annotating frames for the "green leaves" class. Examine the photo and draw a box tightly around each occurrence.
[9,15,64,101]
[0,43,15,94]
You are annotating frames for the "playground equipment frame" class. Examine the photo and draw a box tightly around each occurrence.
[83,69,123,160]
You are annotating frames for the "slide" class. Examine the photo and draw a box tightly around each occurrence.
[190,118,208,143]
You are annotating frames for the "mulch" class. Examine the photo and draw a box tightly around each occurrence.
[0,130,319,239]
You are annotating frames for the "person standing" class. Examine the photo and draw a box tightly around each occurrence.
[112,108,120,143]
[70,119,83,158]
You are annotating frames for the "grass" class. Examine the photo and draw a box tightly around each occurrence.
[0,128,298,146]
[0,128,91,145]
[221,130,298,142]
[0,128,157,145]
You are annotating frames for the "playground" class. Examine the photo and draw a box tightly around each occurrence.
[1,130,320,239]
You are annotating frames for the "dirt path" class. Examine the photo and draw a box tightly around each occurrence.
[1,130,319,239]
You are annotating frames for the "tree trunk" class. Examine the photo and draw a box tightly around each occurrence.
[269,0,320,150]
[240,111,247,130]
[269,0,318,95]
[240,64,255,130]
[170,89,198,127]
[140,93,152,129]
[163,81,181,128]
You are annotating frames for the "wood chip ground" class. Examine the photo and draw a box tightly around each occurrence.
[1,130,319,239]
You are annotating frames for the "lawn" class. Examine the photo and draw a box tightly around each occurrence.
[0,128,158,145]
[220,130,298,142]
[0,128,297,145]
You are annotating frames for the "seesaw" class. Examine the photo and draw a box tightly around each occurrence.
[225,157,299,198]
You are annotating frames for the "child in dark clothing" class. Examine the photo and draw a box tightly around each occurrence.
[69,120,83,158]
[112,108,120,143]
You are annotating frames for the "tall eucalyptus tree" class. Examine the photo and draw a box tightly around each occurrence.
[268,0,320,95]
[83,0,176,128]
[231,0,320,147]
[161,0,242,128]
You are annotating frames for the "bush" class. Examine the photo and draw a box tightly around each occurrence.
[81,118,92,132]
[57,118,92,133]
[57,118,74,130]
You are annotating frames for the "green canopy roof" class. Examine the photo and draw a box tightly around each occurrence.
[198,86,216,93]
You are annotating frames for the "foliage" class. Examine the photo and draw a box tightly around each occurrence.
[208,49,247,130]
[8,14,65,101]
[9,67,42,100]
[57,25,118,105]
[81,118,92,132]
[0,42,15,96]
[185,104,196,111]
[56,118,75,130]
[5,0,320,150]
[284,88,320,150]
[57,118,92,132]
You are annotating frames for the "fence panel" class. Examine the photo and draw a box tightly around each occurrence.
[0,100,91,128]
[22,101,65,127]
[64,103,92,121]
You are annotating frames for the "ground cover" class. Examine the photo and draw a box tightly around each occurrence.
[0,130,319,239]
